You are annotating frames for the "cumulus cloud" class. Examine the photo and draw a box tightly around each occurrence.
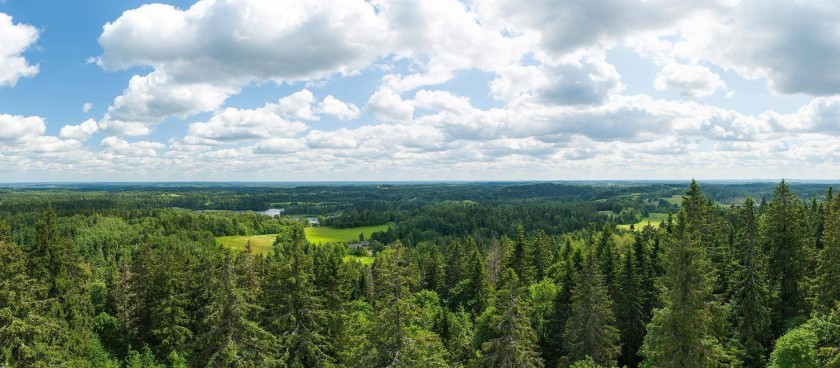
[0,114,45,142]
[59,119,99,140]
[100,70,238,135]
[0,13,39,88]
[367,88,414,122]
[101,136,164,157]
[275,89,318,121]
[654,63,727,98]
[317,95,360,120]
[185,104,308,145]
[82,103,93,113]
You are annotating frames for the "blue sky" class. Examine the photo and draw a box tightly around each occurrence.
[1,0,839,181]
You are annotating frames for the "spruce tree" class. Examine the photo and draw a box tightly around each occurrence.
[266,225,330,367]
[479,269,544,368]
[729,197,771,368]
[531,230,553,281]
[812,189,840,314]
[763,180,808,334]
[617,246,646,368]
[197,251,281,367]
[641,210,726,368]
[563,251,620,367]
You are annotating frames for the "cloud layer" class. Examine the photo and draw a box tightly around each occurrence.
[3,1,840,181]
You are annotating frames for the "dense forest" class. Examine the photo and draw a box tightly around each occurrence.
[0,180,839,367]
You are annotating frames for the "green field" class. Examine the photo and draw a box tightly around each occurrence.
[664,194,683,205]
[217,224,391,255]
[617,212,669,230]
[343,255,375,265]
[217,234,277,255]
[305,223,392,244]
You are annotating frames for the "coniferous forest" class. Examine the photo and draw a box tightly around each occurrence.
[1,180,839,367]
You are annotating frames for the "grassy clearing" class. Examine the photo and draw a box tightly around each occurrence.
[305,223,392,244]
[343,255,375,265]
[664,194,683,205]
[617,212,669,231]
[217,234,277,255]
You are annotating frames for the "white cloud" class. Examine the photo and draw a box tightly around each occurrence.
[0,13,39,88]
[82,103,93,113]
[275,89,318,121]
[101,136,164,157]
[59,119,98,140]
[0,114,45,142]
[317,95,360,120]
[367,88,414,122]
[100,70,238,136]
[185,104,308,145]
[654,62,727,98]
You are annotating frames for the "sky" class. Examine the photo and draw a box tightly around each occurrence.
[1,0,839,182]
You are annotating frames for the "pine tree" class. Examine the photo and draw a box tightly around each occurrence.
[763,180,808,334]
[812,190,840,314]
[641,210,726,368]
[729,197,771,368]
[563,251,620,367]
[479,269,544,368]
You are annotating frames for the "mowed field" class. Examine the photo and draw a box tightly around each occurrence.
[217,234,277,255]
[617,212,669,230]
[305,223,392,244]
[217,223,392,255]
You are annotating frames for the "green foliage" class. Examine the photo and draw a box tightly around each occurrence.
[563,251,620,367]
[641,208,727,367]
[479,270,544,368]
[729,197,771,367]
[769,326,820,368]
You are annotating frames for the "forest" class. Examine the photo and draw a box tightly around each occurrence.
[0,180,839,367]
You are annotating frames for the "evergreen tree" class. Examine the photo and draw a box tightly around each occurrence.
[370,241,441,366]
[530,230,553,281]
[479,270,544,368]
[729,197,771,368]
[0,240,73,366]
[812,190,840,314]
[266,225,331,367]
[763,180,808,334]
[641,210,726,368]
[617,245,646,368]
[563,251,620,367]
[544,253,577,368]
[508,226,535,284]
[197,252,281,367]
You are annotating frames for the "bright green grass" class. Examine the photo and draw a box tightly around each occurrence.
[617,212,669,231]
[217,234,277,255]
[305,224,392,244]
[664,194,683,205]
[343,255,375,265]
